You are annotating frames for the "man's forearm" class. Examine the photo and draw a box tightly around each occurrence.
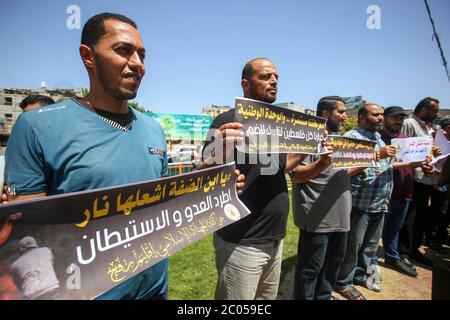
[285,153,307,174]
[347,167,366,177]
[7,192,47,202]
[393,161,422,169]
[291,160,329,183]
[0,223,13,246]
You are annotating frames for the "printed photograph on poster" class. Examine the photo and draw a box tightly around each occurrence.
[0,163,250,300]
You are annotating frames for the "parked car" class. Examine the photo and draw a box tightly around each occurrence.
[167,146,202,168]
[167,150,195,164]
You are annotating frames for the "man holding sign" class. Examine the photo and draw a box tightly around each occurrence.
[201,58,308,300]
[4,13,245,300]
[335,103,396,298]
[380,106,426,277]
[290,96,348,300]
[5,13,169,300]
[399,97,441,266]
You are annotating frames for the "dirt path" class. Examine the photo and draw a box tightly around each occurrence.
[277,244,449,300]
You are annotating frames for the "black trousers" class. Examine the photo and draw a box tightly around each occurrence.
[399,181,446,256]
[436,200,450,242]
[294,230,347,300]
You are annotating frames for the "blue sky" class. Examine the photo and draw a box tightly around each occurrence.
[0,0,449,114]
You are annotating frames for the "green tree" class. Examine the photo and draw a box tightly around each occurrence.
[343,115,358,132]
[128,102,151,113]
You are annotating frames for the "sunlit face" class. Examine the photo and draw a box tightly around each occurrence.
[243,59,278,103]
[423,101,440,123]
[384,115,405,134]
[92,19,146,100]
[327,101,347,132]
[362,104,384,132]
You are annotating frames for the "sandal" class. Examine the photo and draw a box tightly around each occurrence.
[335,286,366,300]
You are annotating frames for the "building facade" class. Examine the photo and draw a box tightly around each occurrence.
[0,85,86,153]
[201,105,231,119]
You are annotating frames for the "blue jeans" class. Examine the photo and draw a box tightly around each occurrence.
[383,199,410,261]
[294,231,347,300]
[336,208,384,288]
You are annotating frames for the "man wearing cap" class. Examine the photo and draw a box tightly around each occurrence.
[10,236,61,299]
[380,106,424,277]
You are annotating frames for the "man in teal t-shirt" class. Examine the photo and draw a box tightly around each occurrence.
[5,12,168,300]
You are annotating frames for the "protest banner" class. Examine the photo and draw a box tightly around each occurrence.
[234,97,327,154]
[0,163,249,300]
[329,135,378,168]
[391,136,433,163]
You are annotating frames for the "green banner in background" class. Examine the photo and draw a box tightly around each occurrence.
[342,96,363,109]
[146,113,213,141]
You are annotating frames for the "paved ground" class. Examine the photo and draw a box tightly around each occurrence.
[277,242,450,300]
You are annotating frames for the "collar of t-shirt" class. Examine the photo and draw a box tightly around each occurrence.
[355,126,380,141]
[411,115,428,134]
[92,106,133,127]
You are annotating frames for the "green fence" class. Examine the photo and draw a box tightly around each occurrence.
[167,163,196,176]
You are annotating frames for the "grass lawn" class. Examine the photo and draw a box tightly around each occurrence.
[168,190,299,300]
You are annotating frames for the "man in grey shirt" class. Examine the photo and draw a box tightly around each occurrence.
[291,96,350,300]
[10,236,60,300]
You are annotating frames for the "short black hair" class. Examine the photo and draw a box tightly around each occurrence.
[358,105,368,118]
[439,116,450,128]
[19,95,55,110]
[357,103,376,118]
[241,58,272,80]
[81,12,138,48]
[316,96,345,117]
[413,97,440,114]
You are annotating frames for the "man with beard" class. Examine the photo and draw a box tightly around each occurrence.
[290,96,349,300]
[335,104,396,299]
[4,13,248,300]
[200,58,309,300]
[399,97,441,266]
[10,236,61,300]
[4,12,168,300]
[380,106,423,277]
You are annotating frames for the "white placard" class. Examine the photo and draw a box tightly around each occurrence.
[391,136,433,163]
[431,127,450,166]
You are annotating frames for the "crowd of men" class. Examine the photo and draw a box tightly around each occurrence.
[1,12,448,300]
